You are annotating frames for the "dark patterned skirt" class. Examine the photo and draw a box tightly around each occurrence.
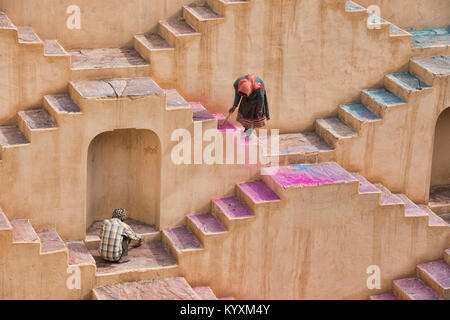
[236,98,267,129]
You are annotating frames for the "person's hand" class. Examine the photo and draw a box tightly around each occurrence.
[138,238,144,246]
[229,106,236,113]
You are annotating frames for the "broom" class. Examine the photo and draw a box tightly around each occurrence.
[221,96,243,128]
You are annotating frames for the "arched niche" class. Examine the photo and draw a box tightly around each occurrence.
[86,129,161,229]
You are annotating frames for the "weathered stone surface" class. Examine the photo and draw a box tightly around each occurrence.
[72,78,164,98]
[94,277,201,300]
[44,40,67,56]
[70,48,148,69]
[213,197,254,219]
[188,213,227,234]
[374,184,404,205]
[394,278,442,300]
[45,95,81,113]
[66,241,95,266]
[166,89,190,109]
[411,28,450,48]
[10,220,39,243]
[191,102,215,122]
[135,32,173,50]
[17,26,41,43]
[0,208,12,231]
[163,227,202,251]
[162,17,198,35]
[37,229,66,253]
[91,241,176,275]
[187,5,222,20]
[238,181,280,203]
[0,126,29,146]
[351,173,380,194]
[19,109,57,130]
[271,163,357,188]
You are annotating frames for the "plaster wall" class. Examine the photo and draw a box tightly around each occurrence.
[158,181,449,299]
[0,29,69,124]
[354,0,450,30]
[0,0,412,133]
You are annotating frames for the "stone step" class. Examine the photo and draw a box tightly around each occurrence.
[0,126,30,148]
[410,55,450,85]
[389,24,411,38]
[165,89,191,110]
[429,184,450,215]
[350,173,381,194]
[159,17,200,47]
[85,219,159,250]
[345,1,366,13]
[65,240,96,266]
[373,184,403,206]
[258,131,335,165]
[410,28,450,57]
[69,47,150,80]
[338,103,381,132]
[193,286,219,300]
[418,206,448,227]
[0,208,12,232]
[162,226,203,258]
[44,95,82,115]
[444,249,450,265]
[0,12,15,29]
[268,163,357,189]
[36,229,67,254]
[417,260,450,299]
[393,278,443,300]
[214,113,241,132]
[187,212,228,238]
[361,88,406,116]
[395,194,429,218]
[384,72,431,101]
[183,5,223,31]
[10,219,39,243]
[315,117,357,148]
[190,102,216,123]
[369,293,399,300]
[212,197,255,229]
[17,26,42,45]
[18,108,57,131]
[70,77,164,99]
[134,32,174,51]
[236,180,281,212]
[93,277,201,300]
[43,40,68,56]
[91,241,177,276]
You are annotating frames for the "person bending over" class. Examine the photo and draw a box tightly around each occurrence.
[229,74,270,137]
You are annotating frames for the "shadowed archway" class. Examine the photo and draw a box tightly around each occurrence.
[429,107,450,222]
[86,129,161,229]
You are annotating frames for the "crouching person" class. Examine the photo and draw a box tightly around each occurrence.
[99,208,143,263]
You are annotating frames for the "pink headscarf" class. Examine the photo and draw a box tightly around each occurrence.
[238,74,262,96]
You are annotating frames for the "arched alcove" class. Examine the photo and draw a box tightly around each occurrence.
[429,107,450,218]
[86,129,161,229]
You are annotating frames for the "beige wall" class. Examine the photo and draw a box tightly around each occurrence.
[87,129,161,228]
[431,107,450,186]
[0,0,412,132]
[355,0,450,30]
[0,29,69,124]
[0,0,197,49]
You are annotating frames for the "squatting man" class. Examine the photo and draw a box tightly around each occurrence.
[98,208,143,263]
